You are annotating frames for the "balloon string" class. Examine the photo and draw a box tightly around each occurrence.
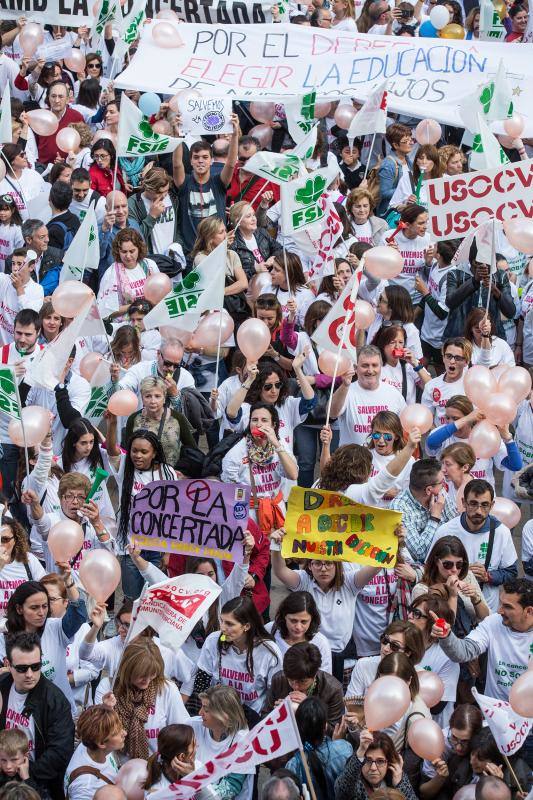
[13,371,30,481]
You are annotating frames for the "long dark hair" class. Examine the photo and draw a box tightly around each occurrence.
[273,591,321,641]
[117,430,175,547]
[218,597,278,678]
[62,418,103,474]
[294,698,330,799]
[6,581,49,634]
[422,535,469,586]
[246,364,289,407]
[145,725,195,790]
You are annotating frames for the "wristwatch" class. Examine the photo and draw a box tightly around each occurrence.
[54,383,65,391]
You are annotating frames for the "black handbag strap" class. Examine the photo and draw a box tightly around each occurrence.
[400,360,408,401]
[483,518,497,573]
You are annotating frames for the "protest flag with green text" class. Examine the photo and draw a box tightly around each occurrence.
[117,94,183,158]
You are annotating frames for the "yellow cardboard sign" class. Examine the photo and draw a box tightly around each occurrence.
[282,486,401,567]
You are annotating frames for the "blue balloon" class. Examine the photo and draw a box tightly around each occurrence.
[139,92,161,117]
[419,20,438,36]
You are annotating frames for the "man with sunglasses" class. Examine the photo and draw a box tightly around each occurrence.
[113,339,194,411]
[0,631,74,800]
[432,479,518,612]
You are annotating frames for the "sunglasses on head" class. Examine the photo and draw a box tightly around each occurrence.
[10,661,42,673]
[408,605,429,620]
[382,319,404,328]
[263,381,282,390]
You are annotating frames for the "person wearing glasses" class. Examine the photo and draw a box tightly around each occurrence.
[0,631,74,800]
[0,515,45,617]
[0,143,47,221]
[431,479,519,612]
[335,728,418,800]
[376,123,414,217]
[421,338,472,427]
[89,139,127,197]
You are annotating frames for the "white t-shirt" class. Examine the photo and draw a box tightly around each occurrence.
[366,316,423,361]
[258,283,315,328]
[143,682,190,752]
[458,613,532,700]
[0,556,45,616]
[337,381,406,446]
[293,567,361,652]
[418,642,459,703]
[389,230,430,303]
[522,519,533,567]
[351,220,373,244]
[471,338,515,368]
[421,373,466,426]
[354,569,397,657]
[5,686,35,758]
[0,224,24,272]
[0,274,44,345]
[97,259,159,320]
[264,622,333,674]
[370,450,414,506]
[380,362,417,405]
[65,744,119,800]
[421,265,452,349]
[503,400,533,500]
[521,282,533,365]
[141,193,175,255]
[189,718,253,800]
[432,517,518,611]
[197,631,282,712]
[0,169,47,220]
[224,396,307,453]
[345,654,380,697]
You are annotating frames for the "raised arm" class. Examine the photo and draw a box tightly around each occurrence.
[270,528,300,589]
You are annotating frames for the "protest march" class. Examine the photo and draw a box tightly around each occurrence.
[0,1,532,800]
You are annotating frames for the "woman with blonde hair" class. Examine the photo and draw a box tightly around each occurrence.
[229,201,281,279]
[438,145,466,176]
[65,706,125,800]
[65,122,93,169]
[191,216,248,307]
[102,636,190,759]
[331,0,357,30]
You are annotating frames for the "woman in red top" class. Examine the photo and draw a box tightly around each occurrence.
[89,139,127,196]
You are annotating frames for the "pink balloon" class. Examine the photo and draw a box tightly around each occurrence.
[365,246,404,280]
[27,109,59,137]
[116,759,148,800]
[8,406,50,448]
[492,496,521,528]
[155,8,179,19]
[169,89,201,113]
[249,125,273,149]
[491,364,510,383]
[250,102,276,124]
[314,102,332,119]
[453,785,477,800]
[79,550,121,603]
[48,519,84,562]
[56,127,81,153]
[364,676,411,731]
[93,130,117,147]
[79,352,104,382]
[247,273,272,303]
[503,113,525,140]
[415,118,442,146]
[479,392,517,427]
[417,670,445,707]
[236,318,271,362]
[318,350,352,377]
[334,104,356,130]
[463,365,496,404]
[152,21,185,48]
[352,299,376,330]
[143,273,172,305]
[400,403,434,434]
[509,669,533,717]
[498,134,516,149]
[191,310,234,348]
[64,48,86,73]
[152,119,172,135]
[407,718,445,761]
[503,218,533,253]
[497,366,532,401]
[19,24,43,56]
[159,325,192,346]
[108,389,138,417]
[468,420,502,459]
[52,281,93,317]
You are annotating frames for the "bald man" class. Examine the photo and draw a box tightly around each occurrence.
[94,785,127,800]
[475,775,511,800]
[97,190,141,279]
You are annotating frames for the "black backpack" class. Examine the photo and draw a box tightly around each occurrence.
[175,432,243,478]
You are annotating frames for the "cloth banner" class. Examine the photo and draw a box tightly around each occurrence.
[282,486,401,566]
[130,478,250,562]
[115,24,533,133]
[150,699,302,800]
[0,367,20,420]
[312,267,363,361]
[118,93,183,157]
[126,573,221,651]
[426,158,533,241]
[472,688,533,757]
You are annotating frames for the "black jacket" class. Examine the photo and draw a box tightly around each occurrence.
[230,227,281,280]
[444,267,516,339]
[263,669,344,731]
[0,673,74,800]
[128,187,181,252]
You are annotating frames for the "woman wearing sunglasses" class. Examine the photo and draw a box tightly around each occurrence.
[0,143,47,220]
[367,412,415,506]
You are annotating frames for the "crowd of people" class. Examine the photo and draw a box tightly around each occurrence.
[0,8,531,800]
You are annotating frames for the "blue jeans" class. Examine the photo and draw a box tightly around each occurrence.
[294,424,339,488]
[0,443,21,501]
[120,551,161,600]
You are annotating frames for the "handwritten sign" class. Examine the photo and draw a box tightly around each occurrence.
[426,159,533,241]
[131,479,250,562]
[282,486,401,567]
[179,97,233,136]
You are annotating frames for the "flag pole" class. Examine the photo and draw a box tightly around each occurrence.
[485,218,496,316]
[363,133,376,181]
[298,749,318,800]
[213,311,224,390]
[13,369,30,483]
[233,182,272,232]
[110,158,120,213]
[282,246,292,298]
[502,754,524,794]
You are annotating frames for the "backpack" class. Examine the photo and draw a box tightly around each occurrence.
[175,431,243,479]
[49,219,75,251]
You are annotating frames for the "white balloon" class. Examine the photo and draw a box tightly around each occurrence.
[429,5,450,28]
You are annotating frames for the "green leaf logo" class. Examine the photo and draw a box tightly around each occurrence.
[472,134,483,153]
[295,175,326,206]
[479,82,494,114]
[300,91,316,122]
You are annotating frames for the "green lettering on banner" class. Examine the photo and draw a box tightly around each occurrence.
[126,135,170,155]
[0,368,20,419]
[165,291,202,318]
[85,385,108,420]
[290,174,326,231]
[123,8,146,45]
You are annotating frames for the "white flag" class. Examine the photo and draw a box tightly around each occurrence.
[83,359,111,425]
[284,91,318,145]
[472,688,533,757]
[470,113,510,171]
[150,698,302,800]
[90,0,119,40]
[244,150,306,186]
[479,0,506,40]
[0,84,12,144]
[312,267,364,361]
[281,167,331,234]
[459,60,513,132]
[117,93,183,158]
[143,240,227,332]
[290,124,318,162]
[113,0,146,62]
[27,297,106,390]
[0,366,20,419]
[126,574,221,651]
[60,206,100,282]
[347,81,388,146]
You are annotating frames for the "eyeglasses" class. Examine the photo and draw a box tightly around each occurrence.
[63,493,86,503]
[117,620,130,630]
[48,596,63,603]
[408,606,429,620]
[465,500,492,511]
[93,153,110,161]
[263,381,282,391]
[363,757,388,768]
[0,536,14,545]
[440,559,464,571]
[399,138,413,145]
[10,662,42,673]
[444,353,466,362]
[371,432,394,442]
[380,634,405,653]
[311,561,334,570]
[449,732,470,747]
[161,359,180,370]
[381,319,405,329]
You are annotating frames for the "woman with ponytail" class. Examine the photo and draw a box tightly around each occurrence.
[286,698,352,800]
[144,725,197,793]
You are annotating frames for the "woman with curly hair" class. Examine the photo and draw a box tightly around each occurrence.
[97,227,159,322]
[438,145,466,176]
[0,515,45,615]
